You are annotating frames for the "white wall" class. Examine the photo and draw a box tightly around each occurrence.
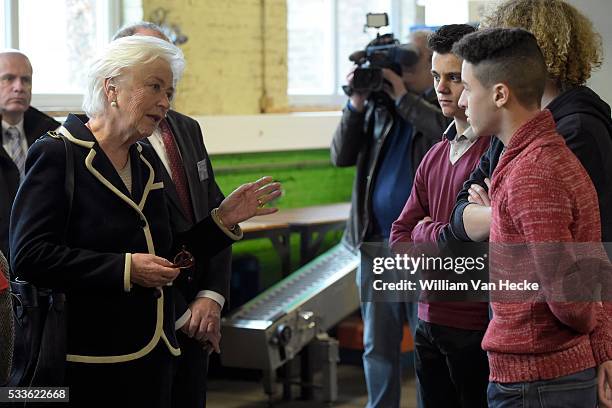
[195,112,341,154]
[567,0,612,105]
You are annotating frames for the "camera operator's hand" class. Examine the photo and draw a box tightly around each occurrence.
[382,68,408,102]
[346,68,369,112]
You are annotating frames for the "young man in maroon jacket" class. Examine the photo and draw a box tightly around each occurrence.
[390,24,491,407]
[453,28,612,407]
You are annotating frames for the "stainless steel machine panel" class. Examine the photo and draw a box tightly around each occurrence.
[221,244,359,371]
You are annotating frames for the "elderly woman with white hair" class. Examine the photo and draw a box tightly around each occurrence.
[9,36,280,406]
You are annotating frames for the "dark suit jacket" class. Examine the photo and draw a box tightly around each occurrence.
[151,110,231,312]
[9,114,234,363]
[331,90,448,249]
[0,107,59,258]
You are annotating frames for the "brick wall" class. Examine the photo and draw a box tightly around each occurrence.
[142,0,288,115]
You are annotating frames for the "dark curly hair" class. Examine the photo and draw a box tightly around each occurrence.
[452,28,547,107]
[427,24,476,54]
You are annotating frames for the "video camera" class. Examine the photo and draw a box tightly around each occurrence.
[343,13,420,96]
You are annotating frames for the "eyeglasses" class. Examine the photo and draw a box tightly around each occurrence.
[172,245,195,269]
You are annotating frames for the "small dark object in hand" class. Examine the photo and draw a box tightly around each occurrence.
[172,246,194,269]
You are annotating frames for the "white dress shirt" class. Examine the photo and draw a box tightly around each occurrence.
[443,121,479,165]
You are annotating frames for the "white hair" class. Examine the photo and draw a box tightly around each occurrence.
[112,21,170,42]
[82,36,185,117]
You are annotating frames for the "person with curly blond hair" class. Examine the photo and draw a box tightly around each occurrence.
[480,0,603,93]
[449,0,611,244]
[443,1,612,406]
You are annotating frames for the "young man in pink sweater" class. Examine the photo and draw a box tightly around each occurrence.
[389,24,491,408]
[453,28,612,407]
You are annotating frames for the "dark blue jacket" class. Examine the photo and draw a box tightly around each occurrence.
[331,90,449,249]
[9,114,234,363]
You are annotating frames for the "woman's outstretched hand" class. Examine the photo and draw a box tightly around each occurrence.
[217,176,281,227]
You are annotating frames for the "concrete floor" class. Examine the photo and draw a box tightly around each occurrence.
[207,363,418,408]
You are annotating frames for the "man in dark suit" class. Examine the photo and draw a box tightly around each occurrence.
[0,50,59,258]
[113,23,232,408]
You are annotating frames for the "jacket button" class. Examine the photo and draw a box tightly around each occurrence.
[186,276,193,283]
[139,219,147,228]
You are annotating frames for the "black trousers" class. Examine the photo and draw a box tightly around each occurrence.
[65,342,177,408]
[414,319,489,408]
[171,331,209,408]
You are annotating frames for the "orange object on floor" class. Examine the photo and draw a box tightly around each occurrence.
[337,315,364,350]
[337,315,414,352]
[400,323,414,352]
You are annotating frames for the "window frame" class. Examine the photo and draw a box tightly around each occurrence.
[2,0,121,111]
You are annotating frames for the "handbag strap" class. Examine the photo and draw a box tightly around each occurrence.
[26,131,73,389]
[9,130,74,282]
[56,129,75,241]
[7,130,74,389]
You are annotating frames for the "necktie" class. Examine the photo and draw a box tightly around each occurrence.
[5,127,26,181]
[159,119,195,224]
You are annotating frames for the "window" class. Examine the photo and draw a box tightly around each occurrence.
[0,5,6,47]
[1,0,121,110]
[420,0,469,26]
[287,0,402,108]
[287,0,493,109]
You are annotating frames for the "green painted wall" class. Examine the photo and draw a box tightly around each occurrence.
[211,149,354,208]
[210,149,354,290]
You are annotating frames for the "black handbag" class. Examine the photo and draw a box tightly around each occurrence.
[0,251,12,385]
[8,132,74,388]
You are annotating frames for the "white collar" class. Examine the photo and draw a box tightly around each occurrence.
[2,117,26,137]
[444,120,477,142]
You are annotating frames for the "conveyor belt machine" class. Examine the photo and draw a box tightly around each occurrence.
[220,243,360,399]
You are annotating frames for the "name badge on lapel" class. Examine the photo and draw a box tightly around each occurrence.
[197,159,209,181]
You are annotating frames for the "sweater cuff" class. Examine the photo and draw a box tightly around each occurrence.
[592,339,612,365]
[346,100,359,113]
[591,304,612,365]
[344,100,367,117]
[450,201,472,242]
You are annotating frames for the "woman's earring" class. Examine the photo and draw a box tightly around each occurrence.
[111,101,118,108]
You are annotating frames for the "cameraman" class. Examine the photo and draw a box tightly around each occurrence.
[331,31,448,408]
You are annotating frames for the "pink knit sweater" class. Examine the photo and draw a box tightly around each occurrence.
[484,110,612,383]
